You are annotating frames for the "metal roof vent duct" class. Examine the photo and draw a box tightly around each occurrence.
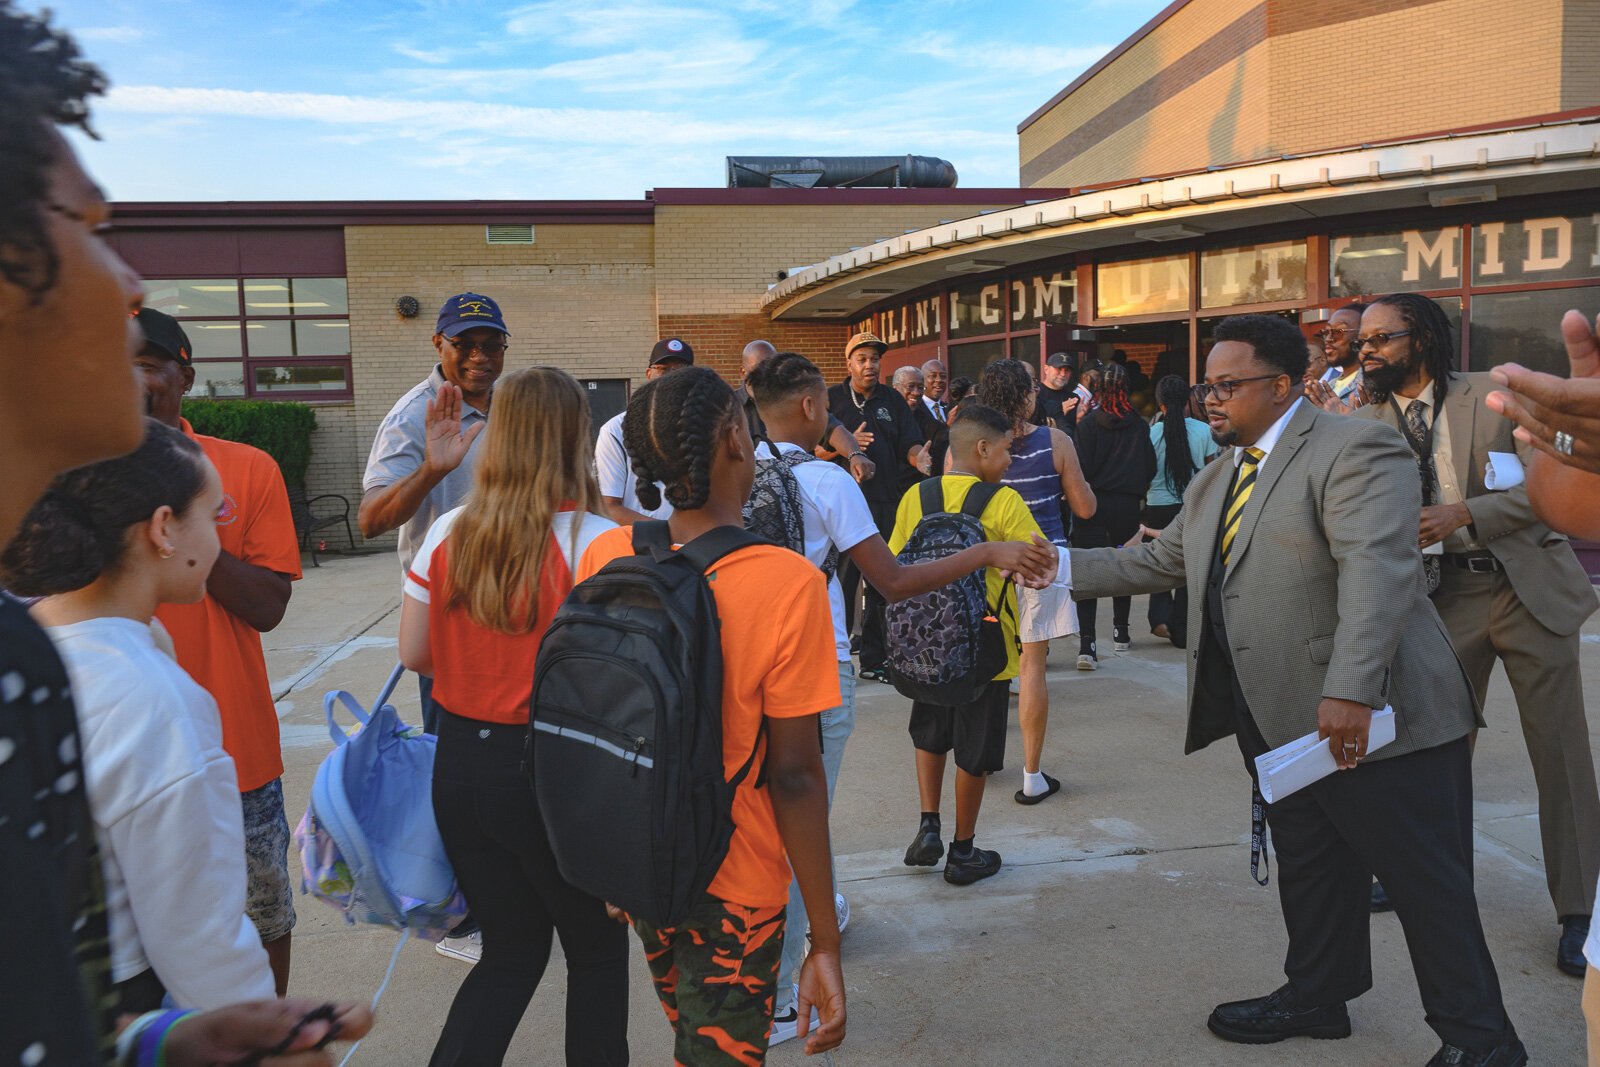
[726,155,957,189]
[485,224,535,245]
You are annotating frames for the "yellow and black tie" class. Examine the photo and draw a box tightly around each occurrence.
[1220,447,1265,566]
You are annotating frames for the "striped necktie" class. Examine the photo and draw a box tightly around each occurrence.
[1220,447,1266,566]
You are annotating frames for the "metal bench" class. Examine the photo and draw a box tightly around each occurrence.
[288,485,353,567]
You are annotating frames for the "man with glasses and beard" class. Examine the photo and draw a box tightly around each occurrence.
[1068,312,1523,1065]
[1354,293,1600,979]
[1306,303,1369,413]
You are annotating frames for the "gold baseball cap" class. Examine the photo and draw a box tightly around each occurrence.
[845,331,888,356]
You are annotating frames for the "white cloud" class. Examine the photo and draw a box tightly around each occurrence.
[75,25,149,43]
[908,34,1110,75]
[391,42,449,64]
[503,2,737,48]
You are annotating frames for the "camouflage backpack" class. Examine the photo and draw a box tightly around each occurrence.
[742,443,838,580]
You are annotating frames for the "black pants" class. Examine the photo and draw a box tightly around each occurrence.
[840,496,896,670]
[1142,502,1186,647]
[1071,493,1142,650]
[429,711,630,1066]
[1227,676,1515,1051]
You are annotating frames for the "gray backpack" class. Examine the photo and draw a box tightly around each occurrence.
[742,444,838,580]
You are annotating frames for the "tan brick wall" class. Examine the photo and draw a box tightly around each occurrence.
[1020,0,1577,189]
[341,222,657,550]
[657,313,850,383]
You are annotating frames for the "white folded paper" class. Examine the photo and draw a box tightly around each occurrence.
[1254,707,1396,803]
[1484,451,1524,491]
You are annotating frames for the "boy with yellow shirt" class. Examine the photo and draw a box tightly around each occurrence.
[889,403,1053,885]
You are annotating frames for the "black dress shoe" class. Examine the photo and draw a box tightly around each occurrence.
[1207,984,1351,1045]
[1425,1037,1528,1066]
[1371,878,1394,913]
[1559,914,1590,977]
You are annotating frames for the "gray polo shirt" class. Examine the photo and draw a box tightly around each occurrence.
[362,364,488,572]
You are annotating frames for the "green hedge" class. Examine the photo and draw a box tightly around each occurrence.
[181,400,317,487]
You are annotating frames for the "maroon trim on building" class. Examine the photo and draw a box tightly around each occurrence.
[109,200,655,229]
[646,187,1070,206]
[1017,0,1194,134]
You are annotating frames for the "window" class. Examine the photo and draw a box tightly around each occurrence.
[1201,241,1307,308]
[1330,228,1462,297]
[142,277,352,401]
[1471,214,1600,287]
[1097,254,1190,318]
[1468,286,1597,377]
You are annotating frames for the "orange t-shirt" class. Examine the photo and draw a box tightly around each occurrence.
[404,507,615,724]
[578,527,841,908]
[155,420,303,792]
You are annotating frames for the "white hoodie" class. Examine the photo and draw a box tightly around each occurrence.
[46,616,274,1009]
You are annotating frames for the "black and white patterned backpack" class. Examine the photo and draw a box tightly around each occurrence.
[885,478,1007,705]
[742,444,838,580]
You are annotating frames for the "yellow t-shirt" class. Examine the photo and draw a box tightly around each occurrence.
[888,474,1044,681]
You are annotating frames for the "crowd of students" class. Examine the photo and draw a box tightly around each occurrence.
[7,5,1600,1066]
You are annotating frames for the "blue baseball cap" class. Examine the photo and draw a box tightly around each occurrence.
[435,292,509,339]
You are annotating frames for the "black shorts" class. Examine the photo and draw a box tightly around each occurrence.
[908,681,1010,776]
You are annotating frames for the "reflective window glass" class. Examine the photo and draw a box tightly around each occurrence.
[949,282,1007,337]
[240,279,348,315]
[1472,216,1600,287]
[1009,270,1075,327]
[252,363,350,393]
[1200,241,1308,308]
[1331,228,1462,297]
[246,320,294,358]
[1096,255,1190,318]
[191,361,245,398]
[947,339,1008,383]
[141,279,240,318]
[293,320,351,357]
[1010,333,1041,366]
[182,321,245,359]
[1468,286,1597,377]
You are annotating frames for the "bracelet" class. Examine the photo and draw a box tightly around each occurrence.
[848,451,867,459]
[129,1009,194,1067]
[116,1012,165,1067]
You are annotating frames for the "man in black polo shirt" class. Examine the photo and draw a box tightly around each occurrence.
[828,332,925,681]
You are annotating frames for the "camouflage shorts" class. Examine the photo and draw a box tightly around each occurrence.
[633,894,787,1066]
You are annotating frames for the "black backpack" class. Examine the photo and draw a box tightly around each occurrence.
[527,521,762,926]
[742,442,839,580]
[884,478,1009,706]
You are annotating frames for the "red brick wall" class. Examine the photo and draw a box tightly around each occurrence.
[657,314,851,384]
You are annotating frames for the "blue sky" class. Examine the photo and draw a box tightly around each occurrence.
[52,0,1167,202]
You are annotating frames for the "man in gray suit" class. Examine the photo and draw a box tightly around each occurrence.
[1072,314,1523,1065]
[1355,293,1600,976]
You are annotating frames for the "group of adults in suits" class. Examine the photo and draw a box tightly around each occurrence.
[1074,296,1597,1067]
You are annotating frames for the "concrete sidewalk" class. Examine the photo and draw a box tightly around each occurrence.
[266,553,1597,1064]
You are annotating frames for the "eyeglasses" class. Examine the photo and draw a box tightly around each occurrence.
[1356,330,1411,350]
[1191,374,1282,402]
[1314,326,1355,342]
[448,337,508,358]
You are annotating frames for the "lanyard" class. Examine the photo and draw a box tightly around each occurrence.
[1387,395,1437,506]
[1250,783,1271,887]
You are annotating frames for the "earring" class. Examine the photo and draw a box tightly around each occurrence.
[159,546,176,559]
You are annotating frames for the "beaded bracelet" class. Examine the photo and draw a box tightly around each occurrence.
[116,1009,194,1067]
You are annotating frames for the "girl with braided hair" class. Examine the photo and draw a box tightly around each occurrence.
[1144,374,1219,646]
[586,366,848,1062]
[974,359,1096,805]
[1071,362,1157,668]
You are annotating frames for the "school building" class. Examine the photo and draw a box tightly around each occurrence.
[107,0,1600,563]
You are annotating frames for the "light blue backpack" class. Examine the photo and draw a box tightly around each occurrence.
[294,663,465,941]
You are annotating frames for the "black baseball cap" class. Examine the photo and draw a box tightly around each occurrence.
[136,308,192,366]
[1045,351,1075,369]
[649,338,694,366]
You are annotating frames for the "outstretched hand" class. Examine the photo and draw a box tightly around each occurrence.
[163,1000,375,1067]
[996,533,1059,589]
[1485,310,1600,475]
[424,382,485,476]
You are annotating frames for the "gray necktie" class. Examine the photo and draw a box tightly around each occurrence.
[1406,400,1442,593]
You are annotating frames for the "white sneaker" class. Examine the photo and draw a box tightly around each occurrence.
[835,892,850,935]
[768,985,820,1048]
[435,930,482,964]
[1008,676,1020,695]
[1076,652,1098,671]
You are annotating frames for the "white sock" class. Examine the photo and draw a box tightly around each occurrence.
[1023,769,1049,797]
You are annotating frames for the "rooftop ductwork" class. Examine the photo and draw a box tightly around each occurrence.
[726,155,958,189]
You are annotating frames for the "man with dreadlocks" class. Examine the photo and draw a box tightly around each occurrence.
[1355,293,1600,977]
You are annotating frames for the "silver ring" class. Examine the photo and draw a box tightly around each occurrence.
[1343,741,1358,749]
[1554,431,1576,456]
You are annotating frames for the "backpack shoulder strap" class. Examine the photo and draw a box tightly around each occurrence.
[632,519,673,557]
[960,480,1004,521]
[919,476,946,517]
[677,525,764,575]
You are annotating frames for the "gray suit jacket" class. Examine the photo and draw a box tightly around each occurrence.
[1355,372,1598,636]
[1072,401,1478,759]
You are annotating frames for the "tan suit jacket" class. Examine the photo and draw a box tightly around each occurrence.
[1072,401,1478,759]
[1356,371,1597,636]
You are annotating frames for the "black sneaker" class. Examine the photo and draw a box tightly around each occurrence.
[1113,625,1132,652]
[858,666,889,683]
[943,845,1002,885]
[904,825,944,866]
